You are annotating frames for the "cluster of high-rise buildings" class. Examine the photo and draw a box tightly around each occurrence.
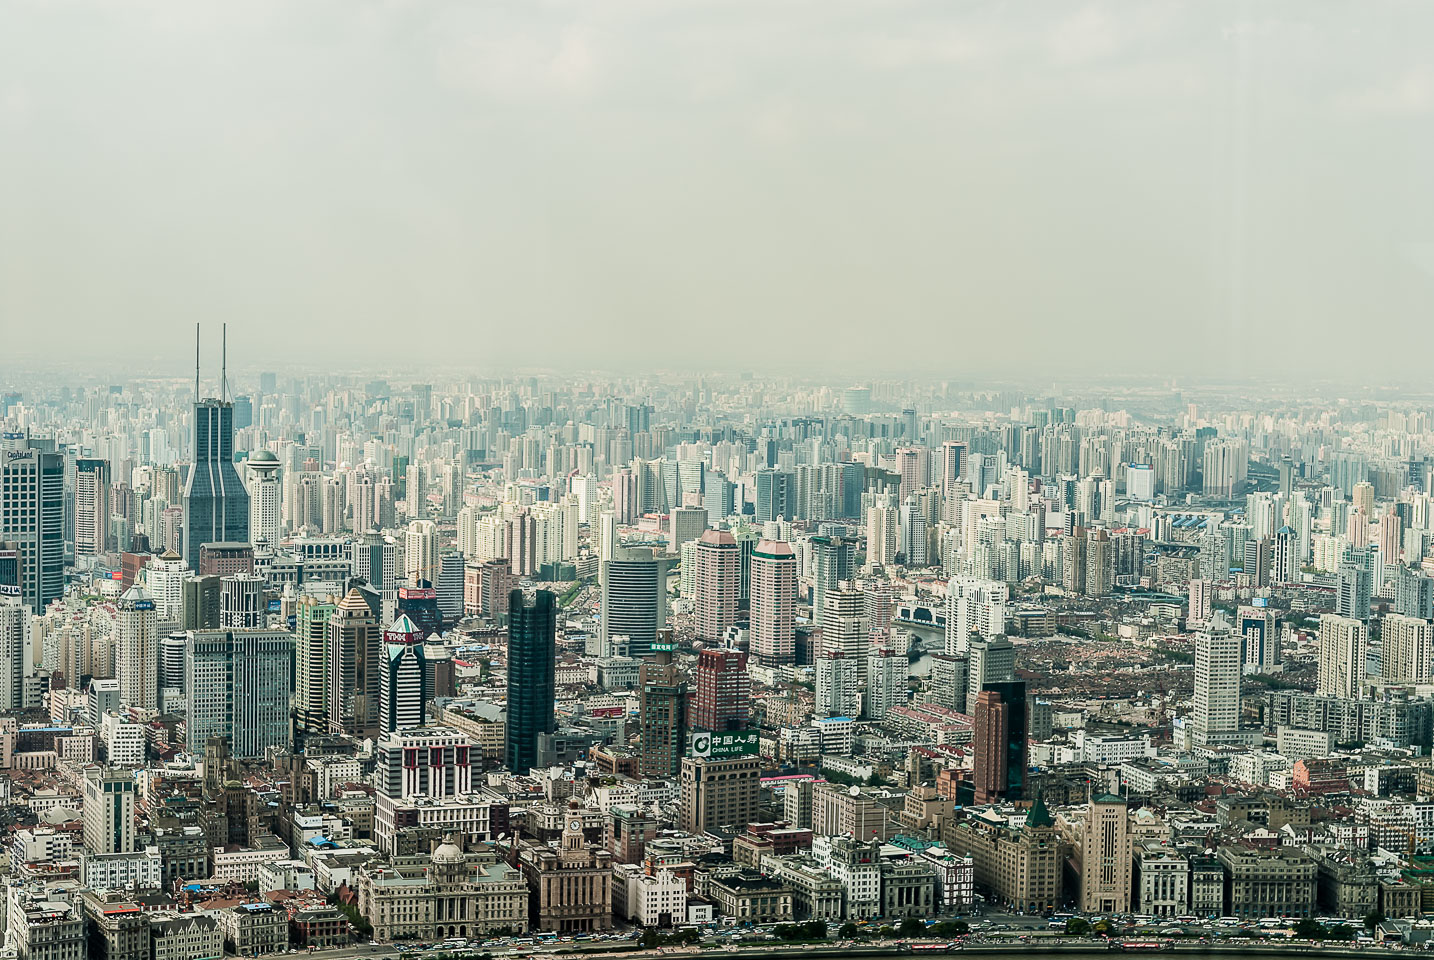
[6,368,1434,954]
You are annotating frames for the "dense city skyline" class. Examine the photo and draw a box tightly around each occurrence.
[5,360,1434,955]
[6,0,1434,956]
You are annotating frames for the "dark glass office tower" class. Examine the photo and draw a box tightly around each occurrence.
[840,462,866,520]
[505,589,556,773]
[974,679,1027,802]
[183,400,249,571]
[639,645,686,779]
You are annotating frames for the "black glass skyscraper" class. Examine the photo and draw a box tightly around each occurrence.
[981,679,1028,801]
[182,400,249,571]
[505,589,556,773]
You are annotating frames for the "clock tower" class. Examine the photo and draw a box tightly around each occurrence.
[517,802,615,932]
[562,814,586,860]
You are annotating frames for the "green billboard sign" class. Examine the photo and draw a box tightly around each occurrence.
[689,729,759,759]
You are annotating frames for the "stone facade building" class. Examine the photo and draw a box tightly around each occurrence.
[1217,846,1315,919]
[1135,845,1189,918]
[517,813,614,933]
[942,796,1062,913]
[708,872,794,923]
[880,859,938,918]
[1080,794,1132,914]
[358,838,528,942]
[213,902,289,956]
[150,913,225,960]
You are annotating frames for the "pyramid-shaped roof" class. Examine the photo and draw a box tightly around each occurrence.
[1026,792,1054,828]
[120,584,152,605]
[388,613,420,634]
[336,588,372,613]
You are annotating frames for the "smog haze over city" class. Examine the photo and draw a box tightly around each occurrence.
[4,1,1434,377]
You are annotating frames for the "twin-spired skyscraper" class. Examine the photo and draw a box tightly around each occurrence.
[182,397,249,571]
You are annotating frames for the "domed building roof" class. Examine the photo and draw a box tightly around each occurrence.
[432,837,465,864]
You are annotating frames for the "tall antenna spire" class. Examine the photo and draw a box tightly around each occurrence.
[195,323,201,403]
[221,322,228,402]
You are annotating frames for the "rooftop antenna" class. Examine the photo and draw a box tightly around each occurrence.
[195,323,201,403]
[221,322,228,403]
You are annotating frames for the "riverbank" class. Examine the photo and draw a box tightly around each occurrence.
[646,941,1407,960]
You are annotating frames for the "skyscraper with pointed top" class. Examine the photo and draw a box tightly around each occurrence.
[328,587,381,739]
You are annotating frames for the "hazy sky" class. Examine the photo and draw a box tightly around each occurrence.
[2,1,1433,377]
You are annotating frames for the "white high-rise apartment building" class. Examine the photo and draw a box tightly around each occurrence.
[455,505,475,557]
[0,596,26,713]
[352,474,376,533]
[74,459,110,559]
[533,497,580,565]
[679,539,699,598]
[1317,615,1368,700]
[1007,467,1030,512]
[1201,439,1248,498]
[115,586,158,711]
[572,475,598,524]
[866,500,899,569]
[247,451,282,545]
[404,519,439,584]
[819,585,866,660]
[1382,614,1433,685]
[1311,534,1342,573]
[405,464,425,519]
[865,648,903,720]
[1193,617,1241,744]
[944,577,1008,655]
[143,550,188,623]
[1188,579,1214,624]
[899,498,928,566]
[457,513,505,564]
[815,652,861,719]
